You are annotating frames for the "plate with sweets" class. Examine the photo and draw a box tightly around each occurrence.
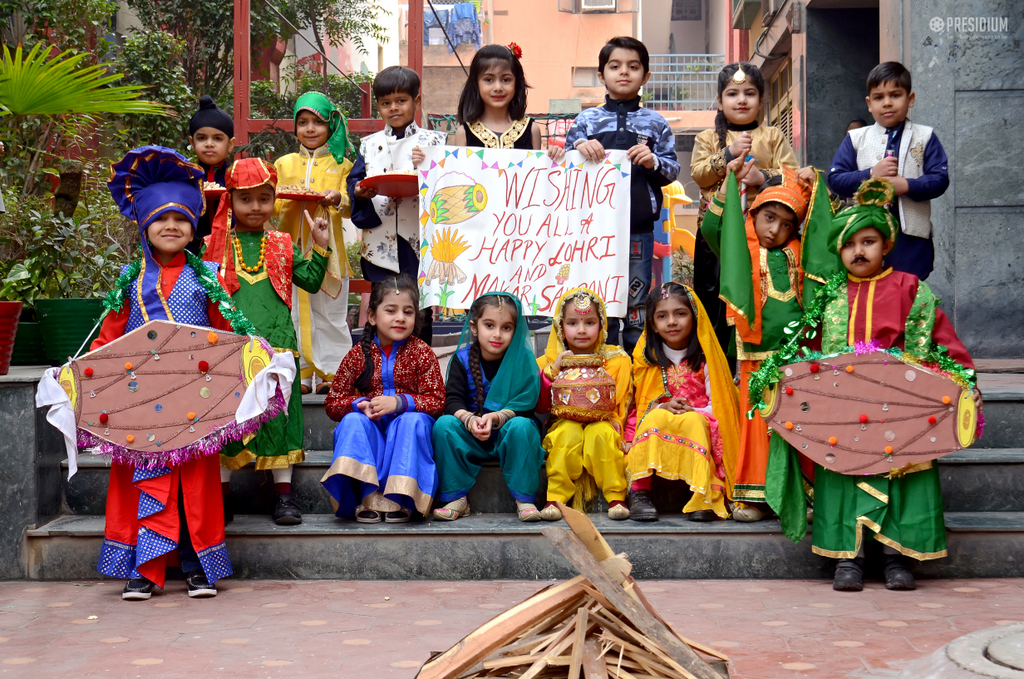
[276,184,326,202]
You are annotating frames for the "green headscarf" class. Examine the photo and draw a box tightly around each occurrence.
[450,292,541,413]
[293,91,351,163]
[827,177,898,261]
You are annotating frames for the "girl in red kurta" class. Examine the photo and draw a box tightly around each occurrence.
[321,275,445,522]
[97,147,236,600]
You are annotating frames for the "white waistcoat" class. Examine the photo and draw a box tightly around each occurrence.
[848,120,934,238]
[358,123,447,273]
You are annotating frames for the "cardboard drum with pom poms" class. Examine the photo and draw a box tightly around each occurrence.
[55,320,291,469]
[761,350,978,475]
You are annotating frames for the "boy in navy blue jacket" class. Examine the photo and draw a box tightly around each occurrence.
[564,36,680,355]
[827,62,949,280]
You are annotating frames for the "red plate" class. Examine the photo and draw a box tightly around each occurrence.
[360,173,419,198]
[277,191,325,202]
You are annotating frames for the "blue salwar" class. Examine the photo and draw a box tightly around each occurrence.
[323,411,437,517]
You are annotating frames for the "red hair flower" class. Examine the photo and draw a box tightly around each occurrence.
[507,42,523,60]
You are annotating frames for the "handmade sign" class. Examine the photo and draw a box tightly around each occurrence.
[760,350,978,475]
[37,320,295,476]
[417,147,632,315]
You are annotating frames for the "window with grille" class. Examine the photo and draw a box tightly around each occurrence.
[671,0,701,20]
[764,59,793,146]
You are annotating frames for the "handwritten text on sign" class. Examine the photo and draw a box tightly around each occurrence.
[417,147,631,315]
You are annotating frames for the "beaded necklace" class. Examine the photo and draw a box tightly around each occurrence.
[233,232,267,273]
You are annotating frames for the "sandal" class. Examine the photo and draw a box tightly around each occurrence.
[539,503,563,521]
[432,497,470,521]
[516,501,542,523]
[354,505,382,523]
[316,382,331,395]
[300,383,312,395]
[384,508,412,523]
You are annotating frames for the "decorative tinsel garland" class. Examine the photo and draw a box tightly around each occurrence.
[746,271,978,418]
[102,249,258,337]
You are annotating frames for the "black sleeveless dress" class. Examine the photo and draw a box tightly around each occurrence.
[464,118,535,149]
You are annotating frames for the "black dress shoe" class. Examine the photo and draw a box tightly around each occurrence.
[122,577,154,600]
[627,490,658,522]
[884,554,917,590]
[687,509,720,522]
[833,558,864,592]
[273,493,303,525]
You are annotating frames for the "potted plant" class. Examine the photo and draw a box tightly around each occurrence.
[2,210,124,364]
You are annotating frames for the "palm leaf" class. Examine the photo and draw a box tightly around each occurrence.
[0,43,169,117]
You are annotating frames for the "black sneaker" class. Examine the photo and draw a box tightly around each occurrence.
[884,554,917,590]
[833,558,865,592]
[627,490,658,522]
[273,492,303,525]
[122,577,154,600]
[186,571,217,598]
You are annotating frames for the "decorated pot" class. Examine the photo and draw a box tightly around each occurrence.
[550,354,616,423]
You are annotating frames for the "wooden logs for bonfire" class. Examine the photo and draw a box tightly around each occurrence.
[416,503,728,679]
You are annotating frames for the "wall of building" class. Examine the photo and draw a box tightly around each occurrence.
[804,7,879,171]
[909,0,1024,357]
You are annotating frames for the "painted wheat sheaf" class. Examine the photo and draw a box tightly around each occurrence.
[760,351,978,476]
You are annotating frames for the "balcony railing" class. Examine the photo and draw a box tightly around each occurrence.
[645,54,725,111]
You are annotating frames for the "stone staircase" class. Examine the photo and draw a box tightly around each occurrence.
[14,362,1024,581]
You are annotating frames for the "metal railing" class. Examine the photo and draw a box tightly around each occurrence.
[645,54,724,111]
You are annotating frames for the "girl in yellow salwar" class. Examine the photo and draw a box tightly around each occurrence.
[627,282,741,522]
[537,288,632,521]
[274,92,354,394]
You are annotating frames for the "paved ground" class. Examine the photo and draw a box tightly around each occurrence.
[1,577,1022,678]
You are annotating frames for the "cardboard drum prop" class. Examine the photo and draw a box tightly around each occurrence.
[59,320,284,467]
[760,351,977,475]
[550,354,616,423]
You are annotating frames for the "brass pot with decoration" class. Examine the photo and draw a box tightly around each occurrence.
[550,354,616,423]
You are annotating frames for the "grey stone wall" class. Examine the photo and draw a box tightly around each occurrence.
[910,0,1024,357]
[805,8,880,173]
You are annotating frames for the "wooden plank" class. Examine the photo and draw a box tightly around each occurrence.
[582,638,611,679]
[542,527,724,679]
[556,502,616,561]
[415,576,587,679]
[522,608,590,679]
[630,579,729,662]
[568,606,589,679]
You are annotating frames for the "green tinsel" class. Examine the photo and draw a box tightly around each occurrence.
[745,271,976,417]
[100,248,258,337]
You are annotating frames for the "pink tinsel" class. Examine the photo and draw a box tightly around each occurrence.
[976,409,985,440]
[853,340,882,355]
[78,386,286,469]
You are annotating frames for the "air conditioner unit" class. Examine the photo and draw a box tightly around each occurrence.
[581,0,616,12]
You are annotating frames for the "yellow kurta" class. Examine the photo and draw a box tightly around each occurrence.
[690,125,798,221]
[273,144,354,380]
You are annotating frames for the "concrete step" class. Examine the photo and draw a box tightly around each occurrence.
[63,448,1024,517]
[975,373,1024,449]
[24,511,1024,581]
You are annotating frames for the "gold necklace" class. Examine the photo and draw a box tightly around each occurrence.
[233,233,267,273]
